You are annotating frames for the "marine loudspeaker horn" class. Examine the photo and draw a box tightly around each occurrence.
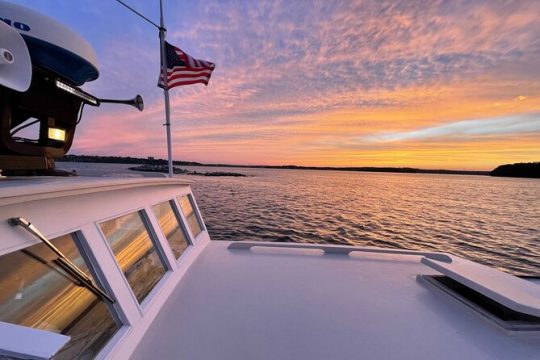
[99,94,144,112]
[0,20,32,92]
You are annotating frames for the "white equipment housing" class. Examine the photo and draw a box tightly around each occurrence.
[0,0,98,86]
[0,20,31,92]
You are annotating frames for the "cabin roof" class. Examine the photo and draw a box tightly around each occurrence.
[0,176,191,206]
[132,241,540,360]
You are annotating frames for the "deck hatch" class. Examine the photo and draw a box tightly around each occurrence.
[420,275,540,331]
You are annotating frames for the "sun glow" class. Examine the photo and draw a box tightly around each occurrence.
[29,0,539,170]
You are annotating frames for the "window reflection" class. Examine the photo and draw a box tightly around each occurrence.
[153,201,190,259]
[100,211,166,303]
[0,233,119,360]
[178,195,203,238]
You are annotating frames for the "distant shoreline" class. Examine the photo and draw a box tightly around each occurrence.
[58,155,491,176]
[128,164,247,177]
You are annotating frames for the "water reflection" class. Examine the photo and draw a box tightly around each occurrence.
[186,167,540,276]
[178,195,203,238]
[55,162,540,276]
[0,234,119,359]
[153,200,190,259]
[100,211,167,303]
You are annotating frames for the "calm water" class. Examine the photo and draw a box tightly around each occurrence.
[58,162,540,276]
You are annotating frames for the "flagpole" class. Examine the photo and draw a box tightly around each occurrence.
[159,0,174,178]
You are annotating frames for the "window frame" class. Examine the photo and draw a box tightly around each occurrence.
[151,199,193,261]
[72,231,124,325]
[0,229,124,359]
[72,230,128,326]
[97,208,172,310]
[175,193,206,242]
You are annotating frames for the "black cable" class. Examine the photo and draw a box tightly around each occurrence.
[11,101,85,137]
[76,103,86,125]
[10,118,40,136]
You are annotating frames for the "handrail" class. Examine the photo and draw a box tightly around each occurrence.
[228,241,452,263]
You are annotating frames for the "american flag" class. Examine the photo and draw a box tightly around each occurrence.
[158,42,215,89]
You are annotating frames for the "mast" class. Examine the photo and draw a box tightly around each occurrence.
[159,0,174,177]
[114,0,174,177]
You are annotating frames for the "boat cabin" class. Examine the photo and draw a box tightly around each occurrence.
[1,177,540,359]
[0,177,209,359]
[1,2,540,359]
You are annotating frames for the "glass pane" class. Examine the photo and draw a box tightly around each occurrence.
[153,201,190,259]
[100,211,166,303]
[178,195,203,238]
[0,234,119,360]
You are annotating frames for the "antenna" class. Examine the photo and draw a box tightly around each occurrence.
[0,20,32,92]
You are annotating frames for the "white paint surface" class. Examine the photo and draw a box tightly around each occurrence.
[423,256,540,317]
[132,241,540,360]
[0,321,69,360]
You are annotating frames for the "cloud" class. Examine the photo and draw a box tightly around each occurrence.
[15,0,540,169]
[363,113,540,142]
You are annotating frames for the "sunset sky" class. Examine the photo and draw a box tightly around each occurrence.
[15,0,540,170]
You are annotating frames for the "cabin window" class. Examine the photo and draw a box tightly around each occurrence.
[100,211,167,304]
[152,200,191,259]
[0,233,119,360]
[177,194,203,238]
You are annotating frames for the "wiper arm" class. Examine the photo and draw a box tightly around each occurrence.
[8,217,115,304]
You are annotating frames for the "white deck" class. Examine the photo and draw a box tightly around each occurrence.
[1,176,539,359]
[132,241,540,360]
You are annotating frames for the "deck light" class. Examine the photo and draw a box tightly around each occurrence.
[48,127,66,142]
[55,79,98,105]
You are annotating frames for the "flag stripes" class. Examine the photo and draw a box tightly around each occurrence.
[158,42,215,89]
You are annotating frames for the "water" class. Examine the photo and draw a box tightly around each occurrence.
[58,162,540,276]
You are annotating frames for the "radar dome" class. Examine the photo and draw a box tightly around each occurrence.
[0,0,99,85]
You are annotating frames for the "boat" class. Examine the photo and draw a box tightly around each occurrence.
[1,2,539,359]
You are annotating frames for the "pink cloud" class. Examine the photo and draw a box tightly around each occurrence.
[66,0,540,168]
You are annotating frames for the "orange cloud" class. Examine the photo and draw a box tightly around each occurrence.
[66,0,540,170]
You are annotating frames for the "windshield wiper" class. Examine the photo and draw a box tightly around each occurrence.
[8,217,115,304]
